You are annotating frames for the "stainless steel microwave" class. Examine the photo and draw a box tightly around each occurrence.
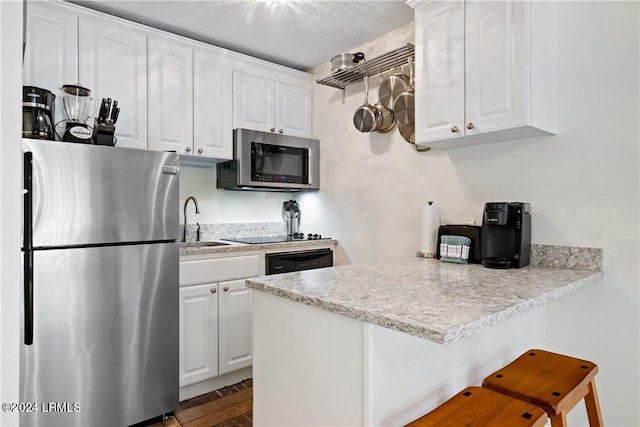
[217,129,319,191]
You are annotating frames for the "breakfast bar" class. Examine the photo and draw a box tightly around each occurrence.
[246,245,603,426]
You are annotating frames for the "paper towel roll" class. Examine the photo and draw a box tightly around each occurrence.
[420,201,440,256]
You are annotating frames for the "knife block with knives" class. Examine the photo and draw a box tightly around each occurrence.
[92,97,119,146]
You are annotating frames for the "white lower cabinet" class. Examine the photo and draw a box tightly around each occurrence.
[179,283,219,387]
[179,254,260,388]
[218,279,253,375]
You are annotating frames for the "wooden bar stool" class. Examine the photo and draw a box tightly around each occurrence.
[405,386,547,427]
[482,349,603,427]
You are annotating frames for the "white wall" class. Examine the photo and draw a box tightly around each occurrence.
[178,165,282,224]
[303,3,639,425]
[178,164,331,235]
[0,1,24,426]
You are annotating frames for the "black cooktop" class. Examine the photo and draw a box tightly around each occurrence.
[223,234,329,244]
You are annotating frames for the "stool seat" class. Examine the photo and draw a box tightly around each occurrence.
[482,349,603,427]
[405,386,547,427]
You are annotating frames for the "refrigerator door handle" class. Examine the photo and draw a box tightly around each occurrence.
[23,152,33,345]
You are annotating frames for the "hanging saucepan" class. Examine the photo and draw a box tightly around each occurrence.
[353,75,382,133]
[378,67,409,111]
[393,58,415,126]
[398,122,430,151]
[397,122,414,144]
[374,102,395,133]
[331,52,365,74]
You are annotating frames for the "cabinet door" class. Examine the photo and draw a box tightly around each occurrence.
[233,71,275,133]
[218,279,253,375]
[179,284,219,387]
[414,1,465,143]
[23,2,78,129]
[193,49,233,159]
[465,0,526,134]
[276,82,312,138]
[79,18,147,150]
[148,38,193,154]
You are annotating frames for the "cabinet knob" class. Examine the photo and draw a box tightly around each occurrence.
[185,146,192,152]
[270,127,275,132]
[278,129,284,134]
[210,288,216,294]
[223,286,229,292]
[466,122,475,130]
[197,148,203,154]
[451,126,459,133]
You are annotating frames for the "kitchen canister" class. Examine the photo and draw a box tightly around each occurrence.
[418,201,440,258]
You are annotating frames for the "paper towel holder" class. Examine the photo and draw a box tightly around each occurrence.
[417,200,439,258]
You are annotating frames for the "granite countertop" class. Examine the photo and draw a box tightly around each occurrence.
[246,245,603,344]
[180,238,338,256]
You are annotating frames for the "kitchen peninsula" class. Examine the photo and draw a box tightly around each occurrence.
[247,245,603,426]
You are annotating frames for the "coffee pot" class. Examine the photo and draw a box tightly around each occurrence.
[22,86,55,140]
[282,200,301,236]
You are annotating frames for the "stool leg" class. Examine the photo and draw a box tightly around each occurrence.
[550,413,568,427]
[584,380,604,427]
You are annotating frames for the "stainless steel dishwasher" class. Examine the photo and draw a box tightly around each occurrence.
[266,248,334,275]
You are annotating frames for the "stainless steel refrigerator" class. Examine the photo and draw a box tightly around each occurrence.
[21,139,180,426]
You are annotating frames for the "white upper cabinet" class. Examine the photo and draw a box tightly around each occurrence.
[410,0,557,149]
[148,38,194,154]
[78,17,147,150]
[193,49,233,160]
[233,72,276,133]
[464,1,526,134]
[23,2,78,91]
[24,1,312,155]
[23,1,78,128]
[276,83,313,138]
[413,1,465,143]
[233,71,312,138]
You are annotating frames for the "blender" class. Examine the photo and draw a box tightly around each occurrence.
[61,85,94,143]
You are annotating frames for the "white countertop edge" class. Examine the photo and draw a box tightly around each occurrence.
[179,238,338,256]
[246,267,603,345]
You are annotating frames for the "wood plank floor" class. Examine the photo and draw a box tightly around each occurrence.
[148,379,253,427]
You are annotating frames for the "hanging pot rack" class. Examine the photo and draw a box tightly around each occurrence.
[316,43,415,90]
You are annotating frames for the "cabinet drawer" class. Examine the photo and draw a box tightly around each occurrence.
[180,254,261,286]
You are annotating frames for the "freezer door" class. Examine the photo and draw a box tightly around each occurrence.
[20,243,178,427]
[23,139,179,247]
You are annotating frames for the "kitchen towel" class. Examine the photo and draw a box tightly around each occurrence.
[420,201,440,256]
[440,235,471,264]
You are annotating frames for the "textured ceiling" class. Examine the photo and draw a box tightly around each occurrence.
[68,0,415,71]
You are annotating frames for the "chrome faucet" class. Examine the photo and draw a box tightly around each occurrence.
[183,196,200,242]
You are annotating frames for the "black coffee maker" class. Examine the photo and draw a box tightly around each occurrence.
[22,86,55,140]
[480,202,531,268]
